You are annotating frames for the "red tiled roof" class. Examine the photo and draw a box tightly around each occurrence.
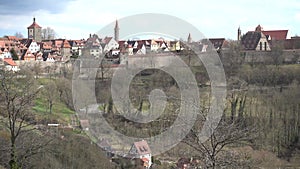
[27,18,42,29]
[262,30,288,40]
[41,41,53,49]
[55,40,63,48]
[4,58,17,66]
[5,36,19,41]
[62,40,71,48]
[103,37,113,44]
[133,140,151,155]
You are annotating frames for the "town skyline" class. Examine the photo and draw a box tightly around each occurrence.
[0,0,299,40]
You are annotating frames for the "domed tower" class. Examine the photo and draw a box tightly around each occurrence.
[114,19,120,42]
[27,17,42,42]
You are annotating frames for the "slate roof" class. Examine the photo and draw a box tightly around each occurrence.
[209,38,227,49]
[241,31,263,50]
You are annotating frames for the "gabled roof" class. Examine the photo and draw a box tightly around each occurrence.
[252,25,288,41]
[5,36,19,41]
[102,37,113,44]
[262,30,288,40]
[41,41,53,50]
[62,39,71,48]
[130,140,151,156]
[54,39,63,48]
[20,39,34,48]
[4,58,17,66]
[241,31,263,50]
[209,38,226,49]
[22,49,35,59]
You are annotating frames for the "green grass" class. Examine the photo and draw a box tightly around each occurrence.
[32,78,75,125]
[33,97,75,125]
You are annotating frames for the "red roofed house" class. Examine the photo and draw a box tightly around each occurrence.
[3,58,19,72]
[129,140,152,168]
[103,36,119,53]
[240,25,288,51]
[85,34,103,57]
[20,39,40,54]
[240,25,271,51]
[22,50,36,61]
[61,39,71,61]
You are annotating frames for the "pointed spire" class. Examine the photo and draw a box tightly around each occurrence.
[33,17,36,23]
[115,19,119,29]
[114,19,120,42]
[237,26,241,41]
[187,33,192,43]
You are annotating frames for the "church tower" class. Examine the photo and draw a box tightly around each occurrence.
[27,17,42,42]
[114,19,119,42]
[187,33,192,43]
[237,26,241,41]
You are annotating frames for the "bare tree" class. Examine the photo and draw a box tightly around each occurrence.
[0,69,48,168]
[270,41,284,67]
[221,41,245,77]
[56,77,73,110]
[14,32,24,39]
[42,81,57,114]
[184,116,256,169]
[183,92,256,169]
[41,27,56,40]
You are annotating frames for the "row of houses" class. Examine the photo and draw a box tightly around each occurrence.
[1,17,300,72]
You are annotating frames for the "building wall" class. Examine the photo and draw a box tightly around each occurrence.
[255,38,271,51]
[28,42,40,53]
[244,50,300,63]
[104,39,119,53]
[28,27,42,42]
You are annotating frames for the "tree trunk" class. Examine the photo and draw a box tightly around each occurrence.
[9,137,19,169]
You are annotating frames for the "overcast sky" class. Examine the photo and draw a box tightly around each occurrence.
[0,0,299,40]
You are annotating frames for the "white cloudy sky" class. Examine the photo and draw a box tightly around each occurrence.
[0,0,299,40]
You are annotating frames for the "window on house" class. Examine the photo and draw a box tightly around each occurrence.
[264,42,267,51]
[260,42,262,50]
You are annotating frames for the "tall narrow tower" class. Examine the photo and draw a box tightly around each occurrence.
[237,26,241,41]
[187,33,192,43]
[114,19,120,42]
[27,17,42,42]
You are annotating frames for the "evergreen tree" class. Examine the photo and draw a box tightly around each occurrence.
[10,48,18,60]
